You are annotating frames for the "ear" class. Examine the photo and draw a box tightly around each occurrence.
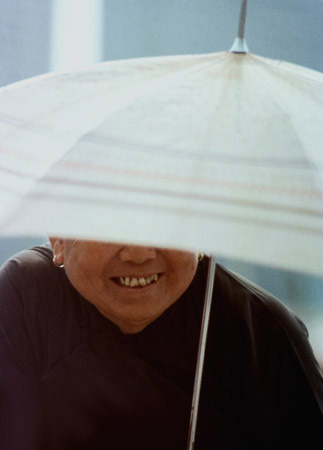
[49,237,65,265]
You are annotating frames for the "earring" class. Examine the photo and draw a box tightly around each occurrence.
[53,254,64,268]
[198,252,204,262]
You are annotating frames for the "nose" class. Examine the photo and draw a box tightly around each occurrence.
[118,245,157,264]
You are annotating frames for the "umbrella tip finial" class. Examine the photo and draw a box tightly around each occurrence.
[230,0,249,54]
[230,37,249,54]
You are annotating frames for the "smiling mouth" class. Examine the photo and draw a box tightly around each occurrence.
[112,273,160,288]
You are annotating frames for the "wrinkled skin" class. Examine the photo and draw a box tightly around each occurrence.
[49,238,198,334]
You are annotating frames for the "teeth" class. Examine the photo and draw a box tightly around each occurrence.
[118,274,159,287]
[130,278,138,287]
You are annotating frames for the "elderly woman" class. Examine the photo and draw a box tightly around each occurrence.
[0,238,322,450]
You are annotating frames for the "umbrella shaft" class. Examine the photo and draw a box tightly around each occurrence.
[186,255,217,450]
[238,0,248,39]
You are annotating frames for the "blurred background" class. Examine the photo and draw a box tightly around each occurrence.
[0,0,322,366]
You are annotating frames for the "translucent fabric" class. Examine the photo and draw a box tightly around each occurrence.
[0,52,322,275]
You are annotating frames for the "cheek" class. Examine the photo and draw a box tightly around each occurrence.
[185,259,198,286]
[169,256,198,296]
[65,259,103,298]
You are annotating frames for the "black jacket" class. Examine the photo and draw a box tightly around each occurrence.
[0,245,322,449]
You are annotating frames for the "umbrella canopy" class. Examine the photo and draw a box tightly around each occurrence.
[0,50,323,275]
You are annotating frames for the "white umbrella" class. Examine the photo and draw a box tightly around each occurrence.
[0,1,322,448]
[1,26,322,277]
[0,8,322,277]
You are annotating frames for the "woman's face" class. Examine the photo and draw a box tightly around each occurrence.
[49,239,198,334]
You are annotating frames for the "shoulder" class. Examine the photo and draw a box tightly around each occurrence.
[214,263,307,335]
[0,243,69,317]
[212,263,312,360]
[195,259,302,336]
[0,244,53,323]
[211,262,323,414]
[0,244,57,292]
[0,244,87,376]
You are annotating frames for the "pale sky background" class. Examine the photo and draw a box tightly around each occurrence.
[0,0,322,86]
[0,0,322,360]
